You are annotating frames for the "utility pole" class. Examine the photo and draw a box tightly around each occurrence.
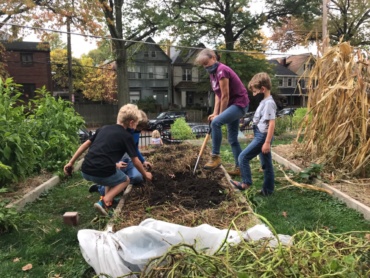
[322,0,329,54]
[67,16,74,103]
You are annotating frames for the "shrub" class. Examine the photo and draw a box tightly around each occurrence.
[170,118,195,140]
[292,107,311,130]
[0,78,85,185]
[274,116,292,136]
[0,201,19,234]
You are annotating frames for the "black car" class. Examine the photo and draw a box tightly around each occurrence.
[239,111,254,131]
[277,108,296,117]
[148,111,188,131]
[78,127,94,144]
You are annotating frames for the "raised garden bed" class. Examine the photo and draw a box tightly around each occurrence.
[113,144,258,231]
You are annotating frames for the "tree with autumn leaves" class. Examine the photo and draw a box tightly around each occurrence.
[2,0,370,104]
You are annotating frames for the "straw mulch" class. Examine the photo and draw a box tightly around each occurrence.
[298,42,370,178]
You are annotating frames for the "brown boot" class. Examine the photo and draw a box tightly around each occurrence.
[227,167,240,176]
[204,154,221,170]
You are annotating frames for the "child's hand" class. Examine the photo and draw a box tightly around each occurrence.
[64,163,73,176]
[116,161,128,169]
[143,161,152,170]
[262,142,271,154]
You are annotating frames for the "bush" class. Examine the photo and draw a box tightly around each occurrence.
[0,200,19,234]
[274,116,292,136]
[0,78,85,186]
[170,118,195,140]
[292,107,311,130]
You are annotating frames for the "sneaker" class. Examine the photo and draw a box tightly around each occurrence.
[94,198,113,216]
[89,184,99,193]
[204,154,221,170]
[227,167,240,176]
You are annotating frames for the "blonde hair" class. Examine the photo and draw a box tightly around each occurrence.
[152,130,161,138]
[136,110,148,130]
[194,48,216,66]
[117,104,141,126]
[248,72,272,91]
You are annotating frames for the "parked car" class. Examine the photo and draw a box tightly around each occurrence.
[78,127,94,144]
[162,124,210,144]
[147,111,188,131]
[239,111,254,131]
[277,108,296,117]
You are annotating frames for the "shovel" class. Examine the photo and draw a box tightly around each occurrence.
[193,126,212,175]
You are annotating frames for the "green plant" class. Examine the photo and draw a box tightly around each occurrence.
[0,201,19,234]
[292,107,311,130]
[0,78,42,184]
[274,116,292,135]
[170,118,195,140]
[298,163,323,183]
[27,87,85,172]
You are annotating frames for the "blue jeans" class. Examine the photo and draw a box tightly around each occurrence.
[97,158,143,196]
[211,105,247,166]
[82,169,128,187]
[238,126,274,194]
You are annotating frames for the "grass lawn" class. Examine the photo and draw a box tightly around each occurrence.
[0,132,369,277]
[0,175,102,277]
[221,135,370,235]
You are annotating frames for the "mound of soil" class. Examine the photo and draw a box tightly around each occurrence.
[115,143,256,231]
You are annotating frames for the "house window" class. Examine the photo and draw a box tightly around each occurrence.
[148,66,154,79]
[151,51,156,58]
[21,53,33,66]
[128,66,141,79]
[287,78,292,87]
[278,79,283,87]
[155,66,167,79]
[182,68,192,81]
[144,51,149,58]
[130,91,140,103]
[20,83,36,99]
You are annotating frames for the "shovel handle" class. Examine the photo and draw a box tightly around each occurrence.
[193,127,212,174]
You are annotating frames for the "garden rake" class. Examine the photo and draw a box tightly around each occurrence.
[193,126,212,175]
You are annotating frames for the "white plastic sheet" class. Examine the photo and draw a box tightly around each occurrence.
[78,218,291,278]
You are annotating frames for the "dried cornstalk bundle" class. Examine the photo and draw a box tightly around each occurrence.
[298,42,370,177]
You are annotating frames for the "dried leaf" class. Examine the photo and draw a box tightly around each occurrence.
[13,257,20,262]
[22,263,33,271]
[282,211,288,218]
[365,234,370,241]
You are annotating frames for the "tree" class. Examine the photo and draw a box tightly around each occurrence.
[97,0,175,107]
[86,38,113,65]
[80,57,117,103]
[50,49,85,92]
[269,0,370,51]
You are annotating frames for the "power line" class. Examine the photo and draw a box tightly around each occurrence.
[2,22,297,57]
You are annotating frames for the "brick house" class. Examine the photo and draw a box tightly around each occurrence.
[2,41,52,101]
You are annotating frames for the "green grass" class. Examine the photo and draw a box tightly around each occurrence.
[221,136,370,235]
[1,132,369,277]
[0,175,106,277]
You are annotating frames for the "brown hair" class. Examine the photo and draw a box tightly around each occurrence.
[248,72,272,91]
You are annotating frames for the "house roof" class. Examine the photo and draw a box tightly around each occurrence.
[175,80,208,91]
[277,53,314,73]
[1,41,50,52]
[171,44,206,65]
[268,60,297,76]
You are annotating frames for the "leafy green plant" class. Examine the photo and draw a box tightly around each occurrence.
[292,107,311,130]
[0,78,42,184]
[298,163,323,183]
[170,118,195,140]
[274,116,292,135]
[0,201,19,234]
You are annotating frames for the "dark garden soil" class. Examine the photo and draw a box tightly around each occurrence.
[114,143,257,231]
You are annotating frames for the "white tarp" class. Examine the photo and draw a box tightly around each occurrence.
[78,218,291,278]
